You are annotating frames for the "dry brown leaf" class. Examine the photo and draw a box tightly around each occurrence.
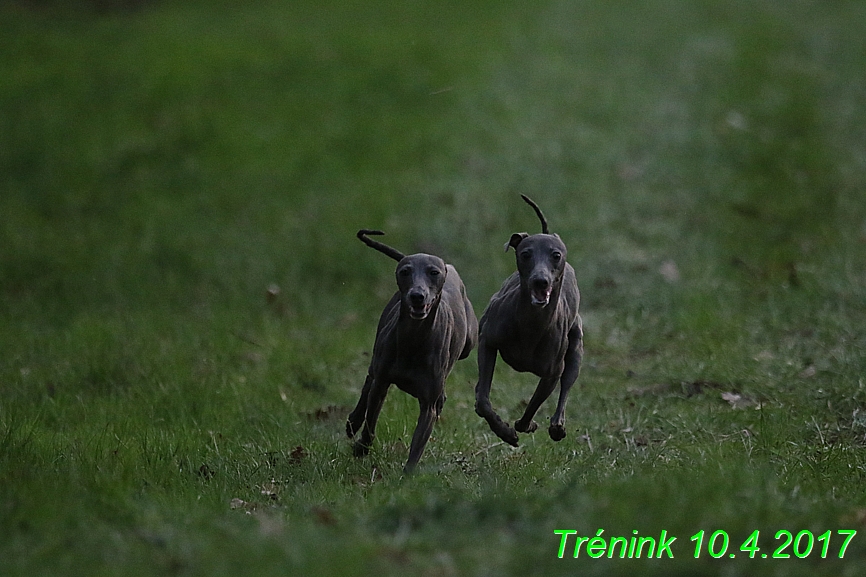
[721,391,756,409]
[799,365,817,378]
[289,445,306,464]
[311,505,337,526]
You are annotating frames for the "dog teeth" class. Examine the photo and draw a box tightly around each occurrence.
[531,290,551,306]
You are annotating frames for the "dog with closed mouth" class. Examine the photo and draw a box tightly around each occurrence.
[347,230,478,472]
[474,195,583,446]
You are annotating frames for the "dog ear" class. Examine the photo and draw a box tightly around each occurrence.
[504,232,528,252]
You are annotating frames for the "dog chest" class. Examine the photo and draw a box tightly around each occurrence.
[498,336,566,378]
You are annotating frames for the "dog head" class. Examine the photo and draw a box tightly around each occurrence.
[505,232,568,307]
[396,254,448,320]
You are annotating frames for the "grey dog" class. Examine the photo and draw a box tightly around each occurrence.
[347,230,478,472]
[474,195,583,446]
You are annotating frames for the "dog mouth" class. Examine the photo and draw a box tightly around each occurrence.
[530,286,552,307]
[408,302,432,319]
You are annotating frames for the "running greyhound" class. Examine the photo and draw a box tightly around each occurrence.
[474,195,583,446]
[347,230,478,471]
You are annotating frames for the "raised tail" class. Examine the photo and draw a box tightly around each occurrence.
[357,229,405,261]
[520,194,549,235]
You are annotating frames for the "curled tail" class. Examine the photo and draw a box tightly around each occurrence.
[357,229,405,261]
[520,194,549,234]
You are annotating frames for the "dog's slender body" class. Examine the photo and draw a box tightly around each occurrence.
[475,196,583,446]
[347,230,478,472]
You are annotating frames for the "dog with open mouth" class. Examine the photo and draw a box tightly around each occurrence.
[474,195,583,446]
[347,229,478,472]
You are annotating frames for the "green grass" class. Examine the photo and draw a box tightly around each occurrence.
[2,0,866,575]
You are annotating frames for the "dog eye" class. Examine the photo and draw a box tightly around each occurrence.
[520,250,532,260]
[398,268,412,276]
[551,251,562,262]
[429,269,440,276]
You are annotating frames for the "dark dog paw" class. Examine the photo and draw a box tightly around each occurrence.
[514,418,538,433]
[485,415,519,446]
[346,419,358,438]
[503,429,520,447]
[352,441,371,457]
[496,424,520,447]
[548,423,567,441]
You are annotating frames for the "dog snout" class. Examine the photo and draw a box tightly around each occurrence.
[406,288,432,319]
[528,274,553,307]
[531,277,550,292]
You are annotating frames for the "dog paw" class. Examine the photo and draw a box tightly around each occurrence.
[515,418,538,433]
[485,416,519,446]
[497,425,520,447]
[346,420,358,438]
[352,441,371,457]
[548,423,567,441]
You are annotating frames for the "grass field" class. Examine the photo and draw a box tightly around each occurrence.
[2,0,865,575]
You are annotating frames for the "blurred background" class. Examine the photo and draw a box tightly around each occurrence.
[4,0,862,332]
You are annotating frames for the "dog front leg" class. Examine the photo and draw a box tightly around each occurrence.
[475,343,519,446]
[434,389,446,418]
[353,377,389,457]
[404,394,439,473]
[549,328,582,441]
[346,373,373,438]
[515,375,558,434]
